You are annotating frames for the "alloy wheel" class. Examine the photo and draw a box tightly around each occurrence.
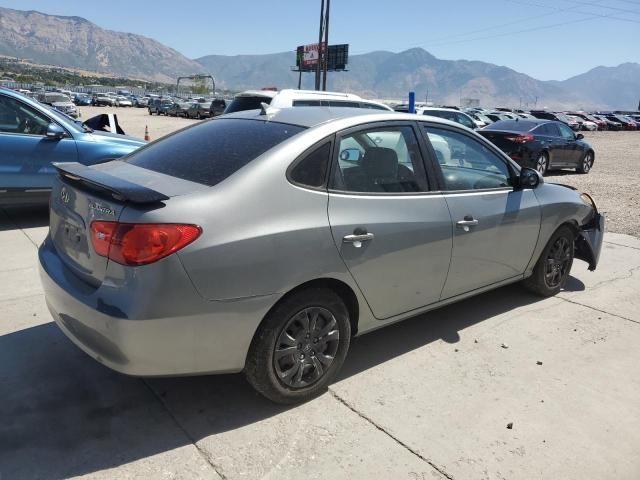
[582,153,592,173]
[274,307,340,389]
[536,153,547,175]
[544,237,571,288]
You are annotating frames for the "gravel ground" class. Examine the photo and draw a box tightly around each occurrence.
[78,106,640,237]
[544,131,640,238]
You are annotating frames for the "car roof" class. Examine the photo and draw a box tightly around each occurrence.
[222,106,462,130]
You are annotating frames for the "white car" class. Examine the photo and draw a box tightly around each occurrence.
[225,89,392,113]
[567,114,597,131]
[115,96,133,107]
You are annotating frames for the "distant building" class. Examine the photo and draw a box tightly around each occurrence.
[461,97,480,108]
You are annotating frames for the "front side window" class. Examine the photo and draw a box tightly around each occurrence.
[331,125,426,193]
[424,126,512,191]
[0,95,50,136]
[557,123,575,140]
[455,113,476,129]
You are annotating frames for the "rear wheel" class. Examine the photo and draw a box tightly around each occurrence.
[577,151,593,174]
[245,288,351,404]
[523,226,575,297]
[535,151,549,176]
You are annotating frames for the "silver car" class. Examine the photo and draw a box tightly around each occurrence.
[39,108,604,403]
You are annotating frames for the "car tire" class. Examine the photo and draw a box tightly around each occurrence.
[523,226,575,297]
[245,288,351,404]
[577,151,594,174]
[535,151,549,176]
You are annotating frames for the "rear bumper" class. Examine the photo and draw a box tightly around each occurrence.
[575,212,605,271]
[39,235,277,376]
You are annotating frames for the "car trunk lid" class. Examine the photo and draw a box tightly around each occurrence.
[479,130,534,155]
[49,161,208,286]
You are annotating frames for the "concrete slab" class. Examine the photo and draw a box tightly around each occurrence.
[559,237,640,322]
[332,294,640,480]
[0,211,639,480]
[0,322,221,480]
[146,375,445,480]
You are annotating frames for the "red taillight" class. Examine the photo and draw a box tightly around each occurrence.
[90,222,201,266]
[505,134,535,143]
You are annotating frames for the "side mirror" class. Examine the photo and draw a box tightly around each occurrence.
[518,167,540,189]
[46,123,66,140]
[576,133,584,140]
[339,148,362,163]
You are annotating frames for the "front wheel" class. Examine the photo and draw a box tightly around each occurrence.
[577,151,593,174]
[245,288,351,404]
[523,226,575,297]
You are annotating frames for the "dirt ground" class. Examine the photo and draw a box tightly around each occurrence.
[78,106,640,237]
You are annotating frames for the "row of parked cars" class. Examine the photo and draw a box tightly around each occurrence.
[147,97,227,119]
[391,104,602,176]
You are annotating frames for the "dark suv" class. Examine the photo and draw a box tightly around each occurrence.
[148,98,173,115]
[209,99,227,117]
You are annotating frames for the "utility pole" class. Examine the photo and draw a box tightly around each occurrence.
[315,0,325,91]
[322,0,331,91]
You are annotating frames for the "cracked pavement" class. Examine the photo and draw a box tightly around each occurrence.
[1,207,639,480]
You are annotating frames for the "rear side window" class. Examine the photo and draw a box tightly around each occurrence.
[126,119,305,187]
[225,96,271,113]
[289,142,331,188]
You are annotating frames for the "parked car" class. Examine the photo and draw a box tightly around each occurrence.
[73,94,92,106]
[185,102,209,119]
[604,114,637,130]
[530,110,579,130]
[591,114,621,131]
[466,110,494,127]
[132,96,149,108]
[479,119,595,175]
[0,88,145,206]
[486,113,512,122]
[39,107,603,403]
[225,89,392,114]
[115,96,133,107]
[209,98,227,117]
[94,93,116,107]
[412,107,478,130]
[566,114,597,131]
[37,92,79,118]
[568,112,607,130]
[148,97,173,115]
[167,101,191,117]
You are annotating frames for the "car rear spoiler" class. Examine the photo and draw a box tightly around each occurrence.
[53,162,170,204]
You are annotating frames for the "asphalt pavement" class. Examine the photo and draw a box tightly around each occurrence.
[1,206,639,480]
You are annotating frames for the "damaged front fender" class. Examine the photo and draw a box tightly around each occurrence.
[575,212,605,271]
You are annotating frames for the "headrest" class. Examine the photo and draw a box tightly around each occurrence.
[362,147,398,178]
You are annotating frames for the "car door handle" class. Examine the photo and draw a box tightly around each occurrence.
[456,217,479,232]
[343,233,375,243]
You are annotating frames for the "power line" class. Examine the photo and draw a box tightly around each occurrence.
[554,0,640,15]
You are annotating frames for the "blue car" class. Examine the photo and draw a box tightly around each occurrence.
[0,88,145,206]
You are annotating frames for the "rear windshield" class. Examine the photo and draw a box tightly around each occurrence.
[484,120,537,131]
[225,95,272,114]
[125,118,305,187]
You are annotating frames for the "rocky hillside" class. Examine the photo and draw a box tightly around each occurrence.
[0,7,204,82]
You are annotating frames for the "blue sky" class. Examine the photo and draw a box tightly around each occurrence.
[3,0,639,80]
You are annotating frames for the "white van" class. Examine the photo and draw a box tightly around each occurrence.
[225,89,392,114]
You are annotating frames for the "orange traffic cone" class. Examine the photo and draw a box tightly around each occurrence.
[144,125,150,141]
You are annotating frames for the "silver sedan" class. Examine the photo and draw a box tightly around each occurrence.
[39,107,604,403]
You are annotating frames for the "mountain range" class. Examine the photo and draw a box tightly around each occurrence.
[0,6,637,110]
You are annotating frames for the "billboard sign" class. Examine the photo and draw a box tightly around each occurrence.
[296,44,349,72]
[301,43,325,67]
